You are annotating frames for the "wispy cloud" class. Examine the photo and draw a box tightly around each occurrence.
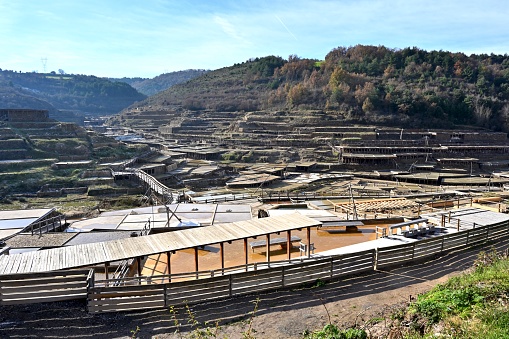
[274,15,298,41]
[213,15,243,41]
[1,0,509,77]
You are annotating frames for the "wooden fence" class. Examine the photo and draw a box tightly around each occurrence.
[87,249,374,313]
[87,220,509,313]
[2,220,508,312]
[0,269,92,305]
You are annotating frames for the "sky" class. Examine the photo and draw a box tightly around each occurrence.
[1,0,508,78]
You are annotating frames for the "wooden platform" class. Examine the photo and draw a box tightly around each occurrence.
[0,213,321,275]
[249,236,301,252]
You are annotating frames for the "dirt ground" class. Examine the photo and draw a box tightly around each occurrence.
[2,236,508,339]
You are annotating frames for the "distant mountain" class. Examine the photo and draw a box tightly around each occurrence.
[112,46,509,132]
[111,69,209,96]
[0,70,147,123]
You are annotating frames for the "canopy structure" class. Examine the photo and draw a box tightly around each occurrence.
[0,213,321,275]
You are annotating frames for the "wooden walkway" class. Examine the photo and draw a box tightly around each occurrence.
[0,213,321,275]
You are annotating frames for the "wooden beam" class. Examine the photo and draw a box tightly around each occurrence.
[104,262,109,281]
[136,257,142,279]
[286,230,291,261]
[194,247,199,278]
[266,234,271,267]
[243,238,248,271]
[166,251,171,282]
[219,242,225,273]
[306,227,311,258]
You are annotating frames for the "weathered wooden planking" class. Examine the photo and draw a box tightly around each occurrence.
[1,292,87,305]
[166,279,231,305]
[442,232,468,251]
[2,283,88,298]
[376,243,415,267]
[0,275,88,287]
[88,298,165,313]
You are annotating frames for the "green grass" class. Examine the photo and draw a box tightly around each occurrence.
[406,248,509,338]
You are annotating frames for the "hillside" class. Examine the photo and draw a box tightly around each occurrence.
[112,46,509,132]
[0,70,147,123]
[112,69,209,96]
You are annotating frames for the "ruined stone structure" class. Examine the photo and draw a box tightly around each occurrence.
[0,109,49,122]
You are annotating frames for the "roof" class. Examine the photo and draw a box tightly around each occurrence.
[69,204,253,231]
[5,233,77,248]
[0,213,321,275]
[0,208,55,240]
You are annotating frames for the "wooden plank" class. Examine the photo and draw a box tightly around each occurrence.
[2,284,88,299]
[0,269,89,280]
[87,299,165,313]
[89,294,165,308]
[90,283,164,294]
[0,275,88,287]
[1,293,87,305]
[89,289,163,299]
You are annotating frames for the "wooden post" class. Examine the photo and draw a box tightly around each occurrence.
[286,230,291,261]
[457,219,460,231]
[306,227,311,258]
[266,234,271,267]
[470,197,473,206]
[136,257,142,281]
[104,262,109,281]
[457,197,460,208]
[220,242,225,273]
[166,252,172,282]
[448,211,451,223]
[243,238,248,271]
[194,247,199,279]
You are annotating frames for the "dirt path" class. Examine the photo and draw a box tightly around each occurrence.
[2,236,508,339]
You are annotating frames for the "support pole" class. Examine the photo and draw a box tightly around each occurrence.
[286,230,291,261]
[220,242,225,273]
[266,234,271,267]
[306,227,311,258]
[194,247,199,279]
[166,252,171,282]
[243,238,248,271]
[136,257,142,279]
[104,262,109,281]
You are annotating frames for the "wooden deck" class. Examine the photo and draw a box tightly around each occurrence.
[0,213,321,275]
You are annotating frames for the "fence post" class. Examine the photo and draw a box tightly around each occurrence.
[229,274,233,297]
[282,266,285,287]
[373,248,378,270]
[163,284,168,308]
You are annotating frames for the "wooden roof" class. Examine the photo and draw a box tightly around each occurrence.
[0,213,321,275]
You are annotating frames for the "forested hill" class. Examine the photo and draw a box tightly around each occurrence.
[111,69,209,96]
[122,45,509,131]
[0,70,146,122]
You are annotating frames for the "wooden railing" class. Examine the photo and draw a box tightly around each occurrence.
[87,220,509,313]
[87,249,375,313]
[2,219,508,312]
[0,269,93,305]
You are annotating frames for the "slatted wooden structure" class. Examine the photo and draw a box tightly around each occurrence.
[0,269,92,305]
[0,213,321,275]
[88,215,509,313]
[88,250,376,313]
[333,198,417,214]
